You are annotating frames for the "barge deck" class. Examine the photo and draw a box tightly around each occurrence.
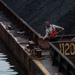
[0,10,63,75]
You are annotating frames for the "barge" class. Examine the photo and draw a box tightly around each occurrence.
[0,0,75,75]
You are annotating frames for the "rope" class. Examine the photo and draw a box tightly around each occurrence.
[58,30,65,41]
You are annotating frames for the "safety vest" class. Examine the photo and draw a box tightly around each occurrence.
[50,29,58,38]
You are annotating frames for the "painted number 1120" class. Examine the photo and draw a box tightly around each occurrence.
[59,43,75,55]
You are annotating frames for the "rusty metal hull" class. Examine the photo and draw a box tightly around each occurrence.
[0,22,50,75]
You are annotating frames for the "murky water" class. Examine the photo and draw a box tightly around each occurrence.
[0,38,28,75]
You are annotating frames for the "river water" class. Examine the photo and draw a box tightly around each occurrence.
[0,37,28,75]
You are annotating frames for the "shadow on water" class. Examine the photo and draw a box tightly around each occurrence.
[0,38,28,75]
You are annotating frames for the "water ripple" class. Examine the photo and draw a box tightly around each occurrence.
[0,53,18,75]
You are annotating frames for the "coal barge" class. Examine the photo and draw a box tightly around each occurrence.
[0,1,75,75]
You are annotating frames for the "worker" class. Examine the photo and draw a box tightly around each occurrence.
[43,21,64,41]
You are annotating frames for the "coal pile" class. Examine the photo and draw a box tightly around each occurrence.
[2,0,75,36]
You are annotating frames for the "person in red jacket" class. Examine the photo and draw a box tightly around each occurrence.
[43,21,64,41]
